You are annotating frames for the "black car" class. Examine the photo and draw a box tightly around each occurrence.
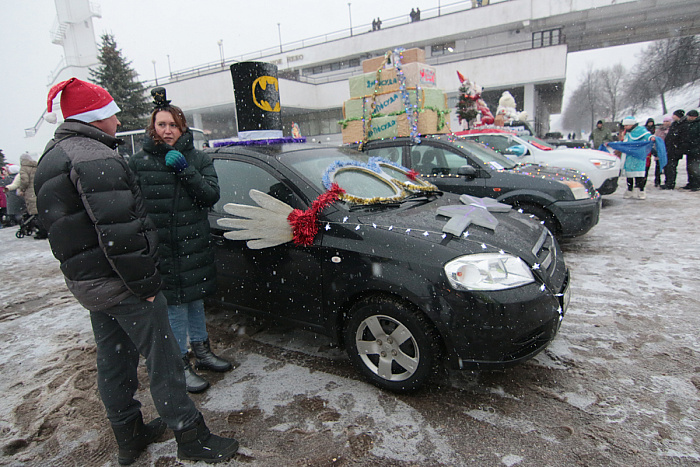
[359,135,601,238]
[207,142,569,392]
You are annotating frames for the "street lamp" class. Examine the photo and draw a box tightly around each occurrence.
[438,0,441,16]
[217,40,224,67]
[152,59,158,85]
[277,23,282,53]
[348,3,353,37]
[167,54,172,78]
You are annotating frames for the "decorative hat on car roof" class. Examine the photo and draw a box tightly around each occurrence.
[151,87,171,110]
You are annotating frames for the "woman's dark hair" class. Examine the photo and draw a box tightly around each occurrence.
[147,105,188,143]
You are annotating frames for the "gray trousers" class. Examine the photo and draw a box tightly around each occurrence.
[89,292,200,430]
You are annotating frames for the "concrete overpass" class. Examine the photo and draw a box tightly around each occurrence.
[31,0,700,145]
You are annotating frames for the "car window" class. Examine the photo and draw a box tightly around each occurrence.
[522,135,555,150]
[457,141,517,169]
[473,135,512,153]
[366,146,402,164]
[411,144,469,175]
[212,159,304,214]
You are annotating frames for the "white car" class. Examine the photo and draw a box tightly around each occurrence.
[457,131,620,195]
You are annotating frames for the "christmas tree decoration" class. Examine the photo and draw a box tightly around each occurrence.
[455,72,494,129]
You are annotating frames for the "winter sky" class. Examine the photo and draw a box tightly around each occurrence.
[0,0,647,164]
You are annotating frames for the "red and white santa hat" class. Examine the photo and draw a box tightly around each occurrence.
[45,77,120,124]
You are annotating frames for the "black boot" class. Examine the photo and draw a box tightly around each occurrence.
[183,354,210,393]
[191,339,233,372]
[174,414,239,463]
[111,412,166,465]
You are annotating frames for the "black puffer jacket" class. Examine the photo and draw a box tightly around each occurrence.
[128,130,219,305]
[685,118,700,158]
[34,120,162,311]
[665,118,689,157]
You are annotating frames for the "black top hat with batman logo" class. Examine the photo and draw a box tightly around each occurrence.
[151,87,171,110]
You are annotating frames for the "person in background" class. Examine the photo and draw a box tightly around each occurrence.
[34,77,238,465]
[0,167,6,228]
[4,152,47,238]
[644,118,656,183]
[590,120,613,149]
[652,115,673,187]
[682,109,699,191]
[129,88,232,394]
[1,164,24,226]
[662,109,688,190]
[620,116,654,200]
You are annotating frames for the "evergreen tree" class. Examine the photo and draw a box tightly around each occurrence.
[89,34,150,131]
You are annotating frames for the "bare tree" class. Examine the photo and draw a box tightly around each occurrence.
[599,64,626,123]
[624,35,700,114]
[562,67,603,133]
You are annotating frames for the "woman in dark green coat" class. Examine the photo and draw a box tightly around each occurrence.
[129,93,232,393]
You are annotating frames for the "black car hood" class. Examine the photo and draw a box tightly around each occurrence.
[356,193,548,262]
[510,164,597,196]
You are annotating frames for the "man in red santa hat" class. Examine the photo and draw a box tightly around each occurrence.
[34,78,239,465]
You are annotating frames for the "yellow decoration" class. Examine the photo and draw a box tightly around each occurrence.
[252,76,280,112]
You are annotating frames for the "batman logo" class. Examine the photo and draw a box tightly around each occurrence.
[252,76,280,112]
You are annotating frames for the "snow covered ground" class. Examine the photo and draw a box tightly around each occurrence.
[1,167,699,466]
[633,79,700,123]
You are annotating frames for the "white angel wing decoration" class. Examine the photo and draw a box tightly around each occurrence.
[217,189,294,249]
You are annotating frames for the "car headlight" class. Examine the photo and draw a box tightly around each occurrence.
[445,253,535,291]
[589,158,617,170]
[559,180,589,199]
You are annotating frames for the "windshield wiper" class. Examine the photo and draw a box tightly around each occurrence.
[348,202,403,211]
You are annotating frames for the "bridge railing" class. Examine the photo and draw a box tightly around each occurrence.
[143,0,509,87]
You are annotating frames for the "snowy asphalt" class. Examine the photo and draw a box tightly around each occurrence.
[0,174,698,466]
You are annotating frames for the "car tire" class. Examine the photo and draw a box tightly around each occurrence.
[517,204,559,236]
[344,296,441,393]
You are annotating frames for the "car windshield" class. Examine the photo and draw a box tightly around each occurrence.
[282,146,430,204]
[522,135,555,150]
[450,138,518,170]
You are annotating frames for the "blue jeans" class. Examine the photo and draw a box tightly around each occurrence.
[167,299,209,356]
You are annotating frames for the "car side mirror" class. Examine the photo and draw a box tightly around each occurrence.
[504,144,527,157]
[457,165,478,179]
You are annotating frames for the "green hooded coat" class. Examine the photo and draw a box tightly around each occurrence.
[129,129,220,304]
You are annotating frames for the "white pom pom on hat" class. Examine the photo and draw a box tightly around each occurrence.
[44,77,120,124]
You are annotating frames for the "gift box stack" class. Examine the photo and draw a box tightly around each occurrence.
[341,48,451,144]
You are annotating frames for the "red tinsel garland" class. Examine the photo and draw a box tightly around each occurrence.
[287,183,346,246]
